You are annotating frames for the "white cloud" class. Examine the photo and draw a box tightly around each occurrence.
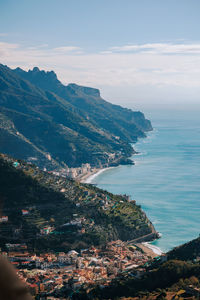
[0,42,19,49]
[53,46,82,53]
[1,41,200,104]
[110,42,200,55]
[0,42,20,58]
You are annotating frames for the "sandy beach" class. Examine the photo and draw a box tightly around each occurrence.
[79,167,115,184]
[138,242,163,258]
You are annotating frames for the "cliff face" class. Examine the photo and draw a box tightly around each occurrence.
[0,154,154,252]
[0,64,152,169]
[13,66,152,137]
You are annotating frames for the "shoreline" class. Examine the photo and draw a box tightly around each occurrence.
[78,140,163,256]
[80,167,115,184]
[142,242,163,256]
[136,243,157,258]
[136,242,163,258]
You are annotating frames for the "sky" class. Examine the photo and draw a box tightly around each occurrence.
[1,0,200,111]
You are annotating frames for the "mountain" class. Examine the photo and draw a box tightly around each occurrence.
[0,64,152,169]
[13,66,152,139]
[0,153,156,252]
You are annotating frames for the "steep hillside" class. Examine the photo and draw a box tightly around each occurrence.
[168,236,200,261]
[0,153,156,252]
[0,64,152,169]
[13,66,152,141]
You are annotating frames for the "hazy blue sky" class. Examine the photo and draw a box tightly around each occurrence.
[1,0,200,110]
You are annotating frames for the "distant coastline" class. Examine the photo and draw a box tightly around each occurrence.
[79,145,136,184]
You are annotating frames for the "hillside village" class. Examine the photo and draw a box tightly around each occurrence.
[0,153,164,299]
[3,238,200,300]
[2,240,164,299]
[31,149,133,180]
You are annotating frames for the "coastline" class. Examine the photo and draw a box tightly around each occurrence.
[80,167,115,184]
[78,138,163,256]
[142,242,163,256]
[79,154,163,255]
[136,242,163,258]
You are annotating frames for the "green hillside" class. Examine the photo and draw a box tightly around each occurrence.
[0,64,152,169]
[168,236,200,261]
[0,153,155,253]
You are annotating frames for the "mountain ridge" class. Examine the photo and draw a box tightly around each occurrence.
[0,64,152,170]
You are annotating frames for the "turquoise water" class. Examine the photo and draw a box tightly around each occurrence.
[90,110,200,252]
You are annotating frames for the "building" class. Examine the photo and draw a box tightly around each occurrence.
[22,209,29,216]
[40,226,53,235]
[0,216,8,222]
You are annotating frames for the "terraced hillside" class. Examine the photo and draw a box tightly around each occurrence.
[0,154,156,252]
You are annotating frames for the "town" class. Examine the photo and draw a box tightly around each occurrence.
[28,148,131,181]
[2,240,166,299]
[0,154,161,299]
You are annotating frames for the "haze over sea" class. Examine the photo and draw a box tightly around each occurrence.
[90,108,200,252]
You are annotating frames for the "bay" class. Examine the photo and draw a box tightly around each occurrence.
[90,110,200,252]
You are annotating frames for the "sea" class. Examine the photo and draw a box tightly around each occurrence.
[89,109,200,252]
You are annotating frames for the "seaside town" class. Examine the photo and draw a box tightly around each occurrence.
[28,149,128,181]
[0,154,163,299]
[2,2,200,299]
[2,240,166,299]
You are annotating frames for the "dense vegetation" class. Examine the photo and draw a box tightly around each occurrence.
[168,236,200,261]
[0,154,154,252]
[0,64,152,169]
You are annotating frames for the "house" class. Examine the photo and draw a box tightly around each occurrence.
[40,226,53,235]
[22,209,29,216]
[68,250,78,257]
[6,243,27,251]
[0,216,8,222]
[57,254,70,264]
